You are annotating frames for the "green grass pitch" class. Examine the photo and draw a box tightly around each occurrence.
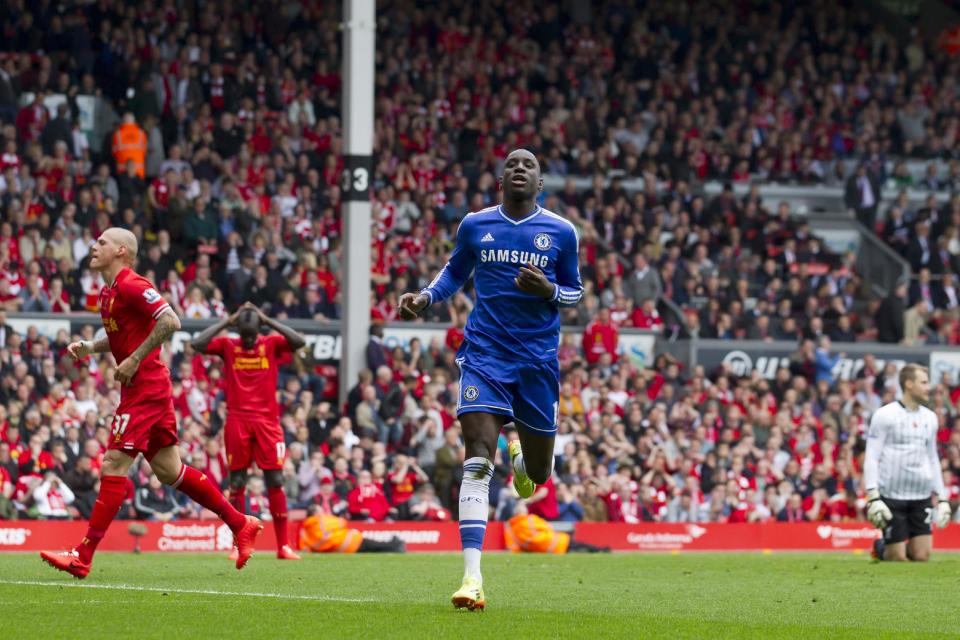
[1,552,958,639]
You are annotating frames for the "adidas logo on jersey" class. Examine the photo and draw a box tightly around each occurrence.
[480,233,495,242]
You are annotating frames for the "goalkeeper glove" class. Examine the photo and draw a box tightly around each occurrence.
[866,489,892,529]
[936,499,952,529]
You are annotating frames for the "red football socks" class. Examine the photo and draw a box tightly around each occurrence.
[77,475,127,564]
[172,465,246,531]
[231,484,246,516]
[267,486,289,549]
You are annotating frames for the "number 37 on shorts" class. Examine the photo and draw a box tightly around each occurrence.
[111,413,131,442]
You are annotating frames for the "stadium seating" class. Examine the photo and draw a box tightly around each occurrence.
[0,0,958,528]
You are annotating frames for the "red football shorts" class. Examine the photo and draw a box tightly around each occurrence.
[225,415,285,471]
[107,394,178,460]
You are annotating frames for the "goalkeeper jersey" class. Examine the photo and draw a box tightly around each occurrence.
[864,400,946,501]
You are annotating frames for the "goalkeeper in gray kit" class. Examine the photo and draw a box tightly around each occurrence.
[864,364,952,561]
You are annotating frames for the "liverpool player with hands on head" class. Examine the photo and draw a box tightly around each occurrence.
[191,301,306,560]
[41,228,262,579]
[865,364,953,561]
[398,148,582,610]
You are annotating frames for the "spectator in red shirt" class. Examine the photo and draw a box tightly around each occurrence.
[348,470,395,521]
[631,298,664,332]
[18,434,55,477]
[147,168,178,220]
[16,92,48,144]
[513,472,558,520]
[445,313,466,352]
[802,488,831,522]
[314,476,349,516]
[582,307,618,365]
[1,424,21,450]
[387,454,430,516]
[0,444,13,519]
[828,489,862,522]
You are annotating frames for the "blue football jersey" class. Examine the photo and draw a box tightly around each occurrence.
[421,204,582,363]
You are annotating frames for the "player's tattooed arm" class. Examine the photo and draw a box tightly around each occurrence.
[91,336,111,353]
[116,309,181,385]
[130,309,181,363]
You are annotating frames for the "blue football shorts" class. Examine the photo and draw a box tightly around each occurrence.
[454,339,560,436]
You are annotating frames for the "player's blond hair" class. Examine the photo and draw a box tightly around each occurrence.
[899,363,928,389]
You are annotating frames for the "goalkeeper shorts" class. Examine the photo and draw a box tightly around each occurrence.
[882,497,933,543]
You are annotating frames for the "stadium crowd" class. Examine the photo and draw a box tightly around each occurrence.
[0,1,958,344]
[1,0,960,525]
[2,312,960,526]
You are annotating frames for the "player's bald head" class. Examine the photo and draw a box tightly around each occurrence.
[506,148,541,174]
[103,227,138,263]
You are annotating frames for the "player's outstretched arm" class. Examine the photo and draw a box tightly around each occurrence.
[190,308,242,353]
[246,302,306,350]
[401,217,476,320]
[66,336,112,360]
[116,309,181,385]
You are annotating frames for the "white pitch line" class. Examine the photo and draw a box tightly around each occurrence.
[0,579,376,603]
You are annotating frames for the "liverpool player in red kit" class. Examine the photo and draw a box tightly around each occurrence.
[191,302,305,560]
[40,228,262,578]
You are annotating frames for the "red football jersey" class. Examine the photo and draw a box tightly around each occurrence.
[206,334,292,418]
[387,470,418,506]
[526,475,559,520]
[347,482,391,521]
[99,267,174,399]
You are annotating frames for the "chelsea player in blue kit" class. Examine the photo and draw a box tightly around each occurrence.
[398,149,582,610]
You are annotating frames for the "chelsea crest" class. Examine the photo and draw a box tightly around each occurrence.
[534,233,551,250]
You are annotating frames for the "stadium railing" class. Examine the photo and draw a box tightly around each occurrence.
[850,217,910,298]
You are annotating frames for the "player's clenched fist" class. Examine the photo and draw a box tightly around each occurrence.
[515,262,554,299]
[115,356,140,385]
[66,340,94,360]
[398,293,429,320]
